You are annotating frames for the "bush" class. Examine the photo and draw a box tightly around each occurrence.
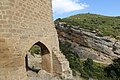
[29,45,41,56]
[59,40,120,80]
[104,58,120,79]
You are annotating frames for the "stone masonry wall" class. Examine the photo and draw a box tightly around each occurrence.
[0,0,73,80]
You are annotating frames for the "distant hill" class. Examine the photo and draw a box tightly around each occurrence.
[55,13,120,39]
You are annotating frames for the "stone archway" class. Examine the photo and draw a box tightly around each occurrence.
[25,41,52,73]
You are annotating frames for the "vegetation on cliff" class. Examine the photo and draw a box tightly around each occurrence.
[59,40,120,80]
[55,13,120,39]
[55,13,120,79]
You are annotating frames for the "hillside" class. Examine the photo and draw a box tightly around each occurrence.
[55,13,120,39]
[55,13,120,80]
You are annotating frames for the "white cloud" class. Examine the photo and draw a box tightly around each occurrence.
[52,0,88,14]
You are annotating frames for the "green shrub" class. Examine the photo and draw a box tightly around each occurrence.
[29,45,41,56]
[59,40,120,80]
[104,58,120,79]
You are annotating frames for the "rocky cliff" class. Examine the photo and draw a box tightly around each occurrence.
[56,22,120,64]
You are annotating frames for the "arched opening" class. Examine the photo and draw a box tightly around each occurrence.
[25,42,51,74]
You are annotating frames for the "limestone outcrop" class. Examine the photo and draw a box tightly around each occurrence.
[56,22,120,64]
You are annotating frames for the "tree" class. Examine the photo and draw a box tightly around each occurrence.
[104,58,120,79]
[29,45,41,56]
[84,58,94,71]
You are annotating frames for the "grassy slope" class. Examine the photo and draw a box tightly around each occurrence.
[56,13,120,39]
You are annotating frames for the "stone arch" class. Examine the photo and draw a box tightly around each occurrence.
[25,41,52,73]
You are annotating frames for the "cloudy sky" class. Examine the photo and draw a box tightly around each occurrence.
[52,0,120,19]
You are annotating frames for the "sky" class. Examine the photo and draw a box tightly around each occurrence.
[52,0,120,20]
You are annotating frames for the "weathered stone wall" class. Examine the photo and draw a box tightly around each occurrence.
[0,0,73,80]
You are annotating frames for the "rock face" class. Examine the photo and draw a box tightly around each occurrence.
[56,22,120,64]
[27,70,62,80]
[28,52,42,70]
